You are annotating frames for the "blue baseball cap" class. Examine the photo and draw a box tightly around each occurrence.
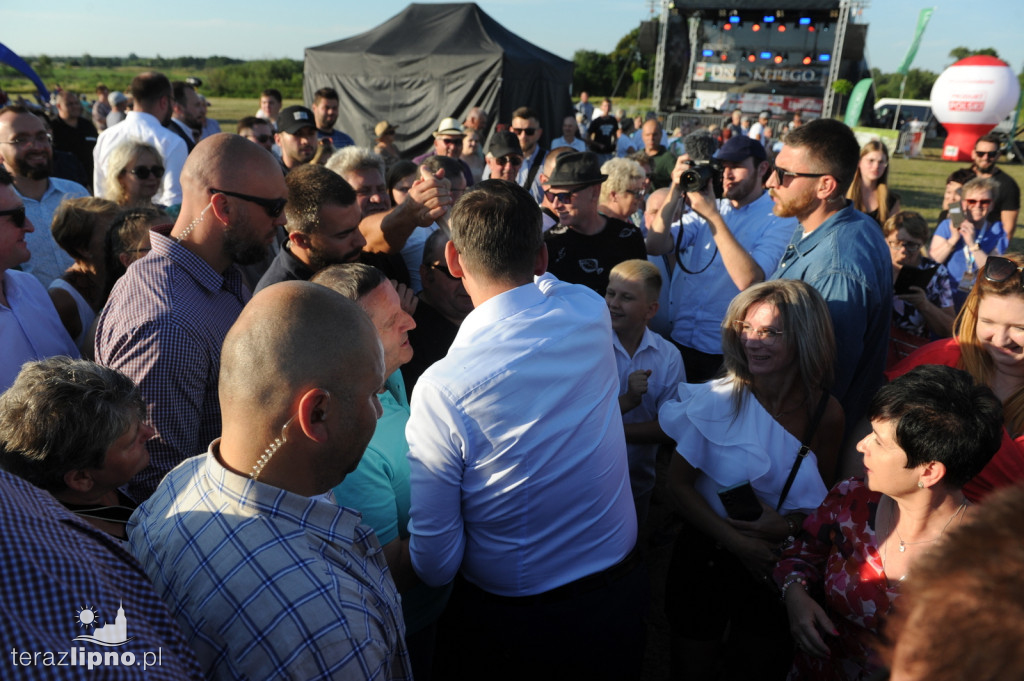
[714,135,767,162]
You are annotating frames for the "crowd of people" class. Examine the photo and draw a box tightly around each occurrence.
[2,69,1024,681]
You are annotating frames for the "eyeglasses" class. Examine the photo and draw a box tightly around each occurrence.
[543,187,587,204]
[494,155,523,167]
[254,134,273,144]
[983,256,1024,286]
[975,150,999,158]
[0,205,26,228]
[511,127,537,136]
[127,165,165,180]
[887,238,923,251]
[430,262,459,281]
[0,132,52,148]
[964,198,992,208]
[209,188,287,218]
[623,188,646,198]
[772,164,826,186]
[732,320,784,346]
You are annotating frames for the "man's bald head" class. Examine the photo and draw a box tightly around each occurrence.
[219,280,381,421]
[181,132,279,197]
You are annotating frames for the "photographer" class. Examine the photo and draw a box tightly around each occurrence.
[646,133,795,381]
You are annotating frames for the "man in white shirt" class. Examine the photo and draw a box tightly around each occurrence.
[93,71,187,207]
[406,179,646,680]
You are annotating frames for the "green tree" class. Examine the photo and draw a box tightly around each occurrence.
[34,54,53,79]
[572,50,614,96]
[631,67,648,100]
[949,46,1000,62]
[832,78,853,114]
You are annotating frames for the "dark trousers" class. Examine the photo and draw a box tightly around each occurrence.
[675,342,725,384]
[432,557,649,681]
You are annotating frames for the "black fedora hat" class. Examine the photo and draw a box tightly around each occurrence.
[546,151,608,188]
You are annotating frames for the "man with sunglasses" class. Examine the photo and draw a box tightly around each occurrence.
[96,133,288,503]
[93,71,187,209]
[544,151,647,295]
[0,105,90,287]
[0,166,78,392]
[237,116,275,152]
[484,131,523,182]
[967,133,1019,240]
[645,133,794,382]
[766,118,892,429]
[413,118,474,188]
[509,107,546,202]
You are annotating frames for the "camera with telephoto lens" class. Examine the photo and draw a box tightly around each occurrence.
[679,158,724,195]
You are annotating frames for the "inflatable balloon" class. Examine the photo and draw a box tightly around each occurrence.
[930,55,1020,161]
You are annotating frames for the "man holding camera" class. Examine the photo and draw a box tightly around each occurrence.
[646,133,794,381]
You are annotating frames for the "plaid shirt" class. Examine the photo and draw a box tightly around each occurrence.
[128,445,412,681]
[0,469,203,680]
[95,231,249,502]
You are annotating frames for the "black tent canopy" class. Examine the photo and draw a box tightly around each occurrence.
[304,3,574,157]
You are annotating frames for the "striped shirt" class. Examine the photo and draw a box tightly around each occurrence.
[129,445,412,681]
[95,231,248,502]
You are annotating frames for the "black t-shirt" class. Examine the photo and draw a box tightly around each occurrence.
[587,115,619,154]
[404,299,460,400]
[544,216,647,295]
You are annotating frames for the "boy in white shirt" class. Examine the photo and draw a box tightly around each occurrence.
[606,259,686,528]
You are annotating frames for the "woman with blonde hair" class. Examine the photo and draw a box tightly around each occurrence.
[887,251,1024,501]
[599,157,647,225]
[102,140,165,208]
[847,139,900,225]
[660,279,844,680]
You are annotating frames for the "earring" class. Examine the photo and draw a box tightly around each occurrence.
[917,481,925,489]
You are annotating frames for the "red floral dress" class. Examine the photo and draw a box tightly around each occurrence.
[774,478,896,681]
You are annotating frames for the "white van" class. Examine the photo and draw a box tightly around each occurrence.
[872,99,938,136]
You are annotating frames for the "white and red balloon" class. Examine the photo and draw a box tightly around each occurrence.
[929,55,1020,161]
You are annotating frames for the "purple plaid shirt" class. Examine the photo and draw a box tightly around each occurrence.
[95,231,249,502]
[0,469,203,680]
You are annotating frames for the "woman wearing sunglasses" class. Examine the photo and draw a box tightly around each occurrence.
[887,251,1024,502]
[102,140,166,208]
[928,176,1007,289]
[660,280,844,680]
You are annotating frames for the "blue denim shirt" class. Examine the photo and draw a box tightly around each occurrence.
[770,203,893,425]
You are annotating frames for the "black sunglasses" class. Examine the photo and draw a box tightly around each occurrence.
[430,262,459,281]
[975,150,999,158]
[209,188,286,218]
[0,205,26,228]
[128,165,165,180]
[511,127,537,136]
[772,164,827,185]
[984,256,1024,285]
[255,134,273,144]
[494,155,523,167]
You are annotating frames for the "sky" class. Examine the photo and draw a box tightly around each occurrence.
[3,1,1023,80]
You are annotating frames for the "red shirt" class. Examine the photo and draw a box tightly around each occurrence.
[885,337,1024,502]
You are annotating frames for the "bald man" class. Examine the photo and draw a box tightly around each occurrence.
[96,133,287,502]
[130,281,412,680]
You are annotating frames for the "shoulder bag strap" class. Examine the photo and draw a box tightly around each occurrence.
[776,390,831,512]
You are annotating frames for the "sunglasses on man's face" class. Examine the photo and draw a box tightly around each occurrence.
[494,155,523,167]
[975,150,999,158]
[128,165,165,180]
[511,127,537,136]
[209,188,287,218]
[0,205,26,229]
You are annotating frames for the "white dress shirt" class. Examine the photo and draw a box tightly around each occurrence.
[406,273,637,596]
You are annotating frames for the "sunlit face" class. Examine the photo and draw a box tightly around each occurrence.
[562,116,577,139]
[221,168,288,265]
[737,302,794,377]
[329,340,385,482]
[612,181,645,220]
[942,181,963,211]
[859,149,888,183]
[0,184,32,270]
[390,171,416,206]
[462,134,479,156]
[344,168,390,218]
[312,97,339,131]
[511,116,542,156]
[642,122,661,152]
[434,135,463,159]
[887,227,923,269]
[972,141,999,173]
[550,183,598,226]
[721,157,763,204]
[305,202,365,269]
[486,153,522,182]
[120,149,163,205]
[975,294,1024,372]
[88,420,153,492]
[259,95,281,120]
[0,111,53,180]
[57,92,83,122]
[275,126,316,168]
[359,282,416,377]
[858,418,920,495]
[605,275,656,335]
[766,145,821,220]
[961,189,993,223]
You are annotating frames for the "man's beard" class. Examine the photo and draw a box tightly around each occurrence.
[307,244,361,271]
[223,223,271,265]
[770,188,817,220]
[15,154,51,180]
